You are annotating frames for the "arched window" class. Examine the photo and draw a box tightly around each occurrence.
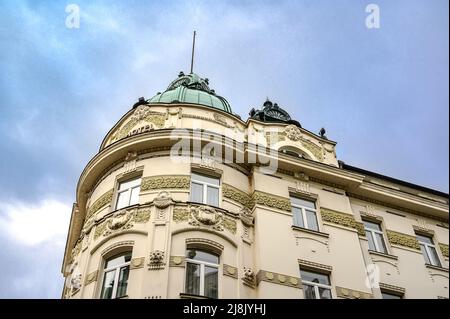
[279,146,310,160]
[185,249,219,298]
[100,252,132,299]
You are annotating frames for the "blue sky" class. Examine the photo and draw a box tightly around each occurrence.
[0,0,448,298]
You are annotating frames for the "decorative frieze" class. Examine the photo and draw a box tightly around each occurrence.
[222,184,252,209]
[253,191,291,212]
[94,206,151,239]
[256,270,301,289]
[320,208,365,236]
[86,189,114,219]
[130,257,145,269]
[386,230,420,250]
[173,208,190,223]
[169,256,186,267]
[336,286,372,299]
[84,270,98,285]
[141,175,190,191]
[223,265,238,279]
[222,216,237,234]
[439,243,449,258]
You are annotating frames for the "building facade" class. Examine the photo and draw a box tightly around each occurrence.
[62,72,449,299]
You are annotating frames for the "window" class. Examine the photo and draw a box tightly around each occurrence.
[300,269,332,299]
[363,220,388,254]
[381,291,402,299]
[100,252,131,299]
[291,197,319,231]
[116,177,141,210]
[416,233,441,267]
[185,249,219,298]
[190,173,220,207]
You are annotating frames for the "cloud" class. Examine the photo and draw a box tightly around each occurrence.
[0,199,71,246]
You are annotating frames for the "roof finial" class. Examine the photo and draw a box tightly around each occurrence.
[190,30,196,74]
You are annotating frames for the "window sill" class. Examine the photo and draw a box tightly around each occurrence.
[368,250,398,260]
[179,293,213,299]
[115,295,129,299]
[291,226,329,238]
[425,264,449,272]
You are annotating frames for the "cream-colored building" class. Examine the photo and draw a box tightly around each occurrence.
[62,72,449,299]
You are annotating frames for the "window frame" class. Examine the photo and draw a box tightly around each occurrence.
[100,252,132,299]
[300,269,332,299]
[363,219,388,254]
[115,176,141,210]
[190,172,220,207]
[184,249,220,298]
[291,196,319,231]
[416,233,441,267]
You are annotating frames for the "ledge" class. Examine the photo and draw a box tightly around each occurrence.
[425,264,449,273]
[368,250,399,261]
[179,293,212,299]
[291,225,330,238]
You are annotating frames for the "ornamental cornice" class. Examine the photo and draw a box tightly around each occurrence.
[386,230,420,250]
[320,208,366,236]
[141,175,190,191]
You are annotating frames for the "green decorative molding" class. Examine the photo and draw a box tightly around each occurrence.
[222,216,237,234]
[222,183,252,209]
[141,175,190,191]
[86,189,113,219]
[253,191,291,212]
[133,208,151,223]
[439,243,449,258]
[386,230,420,250]
[173,208,190,223]
[320,208,366,236]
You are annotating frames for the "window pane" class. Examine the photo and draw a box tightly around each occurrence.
[191,182,203,203]
[204,266,218,298]
[116,266,129,298]
[366,231,376,251]
[363,221,381,231]
[100,270,116,299]
[116,191,129,210]
[300,270,330,285]
[186,250,219,264]
[319,287,332,299]
[291,197,315,209]
[429,246,441,267]
[306,210,319,231]
[185,263,200,295]
[191,173,219,186]
[375,232,388,254]
[119,178,141,190]
[129,186,140,206]
[416,234,433,245]
[105,253,132,269]
[206,186,219,206]
[382,292,402,299]
[420,244,431,264]
[303,284,316,299]
[292,207,304,228]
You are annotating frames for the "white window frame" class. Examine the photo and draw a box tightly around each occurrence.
[115,177,141,210]
[417,235,441,267]
[364,220,388,254]
[100,254,131,299]
[185,252,219,297]
[291,197,319,231]
[190,173,220,206]
[301,276,332,299]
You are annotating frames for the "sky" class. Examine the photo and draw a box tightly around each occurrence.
[0,0,448,298]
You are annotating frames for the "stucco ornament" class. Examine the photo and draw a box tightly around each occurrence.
[284,125,302,141]
[242,267,256,287]
[148,250,165,270]
[239,207,254,226]
[190,206,224,230]
[154,191,173,209]
[109,210,133,230]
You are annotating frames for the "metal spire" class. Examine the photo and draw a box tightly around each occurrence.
[190,30,196,74]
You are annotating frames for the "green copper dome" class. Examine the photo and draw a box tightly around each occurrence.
[148,72,233,113]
